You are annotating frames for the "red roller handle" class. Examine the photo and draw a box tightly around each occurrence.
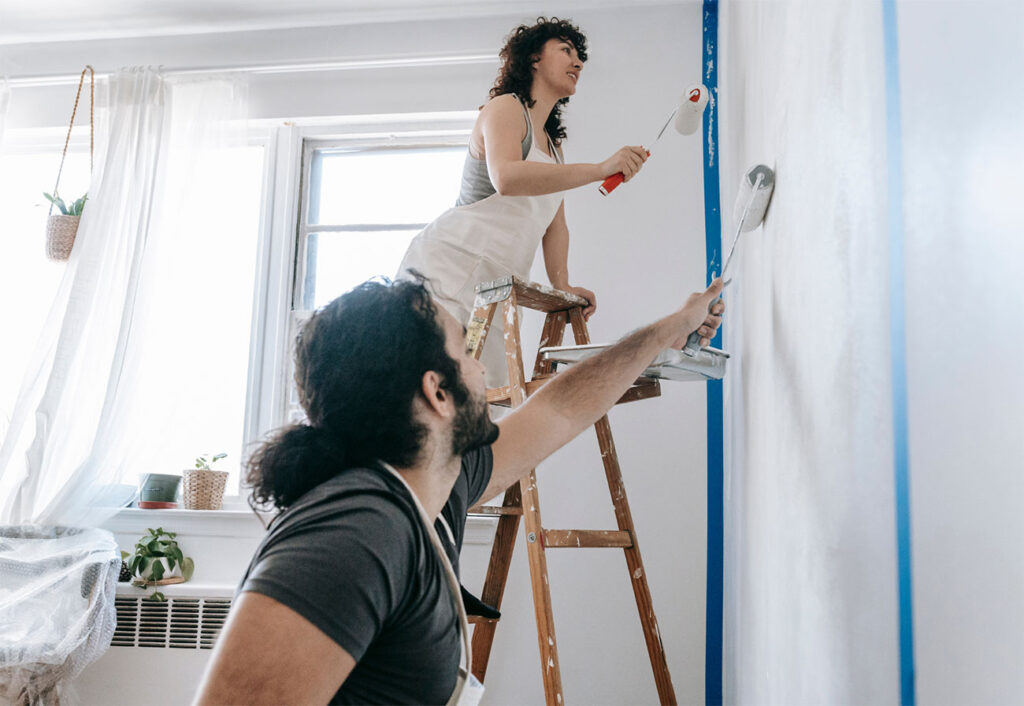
[598,149,651,196]
[599,172,625,196]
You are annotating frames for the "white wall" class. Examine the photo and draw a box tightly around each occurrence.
[899,2,1024,703]
[718,1,1024,704]
[719,2,900,701]
[4,4,710,703]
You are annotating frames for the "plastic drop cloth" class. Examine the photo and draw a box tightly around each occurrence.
[0,526,119,705]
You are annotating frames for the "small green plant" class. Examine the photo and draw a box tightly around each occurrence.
[125,527,194,602]
[195,452,227,470]
[43,191,88,216]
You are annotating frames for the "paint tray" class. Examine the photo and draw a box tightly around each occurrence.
[539,344,729,382]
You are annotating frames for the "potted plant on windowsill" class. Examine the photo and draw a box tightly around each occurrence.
[126,527,195,602]
[183,453,229,510]
[138,472,182,509]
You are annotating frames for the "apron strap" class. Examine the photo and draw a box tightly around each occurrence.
[513,93,533,160]
[379,463,472,697]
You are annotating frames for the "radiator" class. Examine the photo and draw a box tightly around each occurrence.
[72,585,234,705]
[111,594,232,649]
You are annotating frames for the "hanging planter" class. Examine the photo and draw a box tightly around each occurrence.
[44,65,94,262]
[43,195,88,261]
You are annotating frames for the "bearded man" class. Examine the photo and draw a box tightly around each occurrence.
[195,275,724,705]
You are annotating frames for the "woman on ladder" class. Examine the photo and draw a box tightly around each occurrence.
[398,17,648,386]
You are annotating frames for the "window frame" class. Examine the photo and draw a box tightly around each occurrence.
[294,138,469,312]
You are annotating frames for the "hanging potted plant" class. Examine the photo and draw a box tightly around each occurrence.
[44,192,88,260]
[45,65,94,262]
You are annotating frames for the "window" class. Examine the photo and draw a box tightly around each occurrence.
[0,116,475,505]
[0,133,265,495]
[278,134,469,424]
[0,144,91,437]
[138,142,265,493]
[296,142,467,310]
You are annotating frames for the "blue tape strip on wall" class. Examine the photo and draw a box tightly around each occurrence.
[700,2,724,704]
[881,1,917,703]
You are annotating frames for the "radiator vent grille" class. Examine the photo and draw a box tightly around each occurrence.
[112,596,232,649]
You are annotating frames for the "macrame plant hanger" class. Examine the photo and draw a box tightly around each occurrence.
[45,65,94,261]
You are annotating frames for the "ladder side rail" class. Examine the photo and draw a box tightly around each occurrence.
[507,295,564,706]
[568,308,677,705]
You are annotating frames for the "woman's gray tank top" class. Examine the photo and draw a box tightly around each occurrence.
[455,95,560,206]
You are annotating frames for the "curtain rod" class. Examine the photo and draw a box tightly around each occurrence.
[6,52,497,88]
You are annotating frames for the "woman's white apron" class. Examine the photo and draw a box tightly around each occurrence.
[397,141,564,387]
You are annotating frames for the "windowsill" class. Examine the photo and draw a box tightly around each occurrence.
[103,506,499,545]
[114,581,236,599]
[103,507,269,539]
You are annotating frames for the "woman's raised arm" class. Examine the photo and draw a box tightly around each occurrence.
[480,95,646,196]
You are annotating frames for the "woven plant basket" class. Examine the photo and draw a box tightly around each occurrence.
[46,215,81,261]
[45,65,93,262]
[182,469,229,511]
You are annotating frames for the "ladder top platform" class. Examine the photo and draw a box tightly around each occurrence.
[474,276,588,313]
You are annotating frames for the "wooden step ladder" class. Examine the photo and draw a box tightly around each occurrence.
[464,276,676,706]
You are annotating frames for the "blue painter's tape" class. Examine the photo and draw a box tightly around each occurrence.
[881,1,916,703]
[701,2,724,705]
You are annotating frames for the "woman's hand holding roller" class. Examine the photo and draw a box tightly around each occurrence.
[598,146,649,183]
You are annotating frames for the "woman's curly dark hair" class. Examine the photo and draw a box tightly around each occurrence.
[489,17,588,147]
[245,276,469,513]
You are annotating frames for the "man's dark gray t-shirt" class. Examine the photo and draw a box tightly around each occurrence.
[239,446,493,705]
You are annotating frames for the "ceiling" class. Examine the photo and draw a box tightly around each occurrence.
[0,0,677,45]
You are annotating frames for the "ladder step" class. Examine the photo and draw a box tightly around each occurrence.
[542,529,633,549]
[468,505,523,516]
[474,275,587,313]
[487,376,661,408]
[468,615,500,626]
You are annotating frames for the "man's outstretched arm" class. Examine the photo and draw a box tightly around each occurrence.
[484,279,724,503]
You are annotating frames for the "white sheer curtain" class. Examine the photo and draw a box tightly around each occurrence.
[719,0,1024,703]
[0,68,248,528]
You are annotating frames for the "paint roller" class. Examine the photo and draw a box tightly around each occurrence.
[599,84,709,196]
[681,164,776,356]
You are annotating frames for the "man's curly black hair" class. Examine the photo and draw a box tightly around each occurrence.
[489,17,588,147]
[245,276,469,513]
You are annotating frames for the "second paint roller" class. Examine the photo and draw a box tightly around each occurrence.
[599,84,709,196]
[681,164,776,357]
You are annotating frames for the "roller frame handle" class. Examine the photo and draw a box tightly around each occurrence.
[682,330,704,357]
[598,150,652,196]
[682,294,723,357]
[599,172,625,196]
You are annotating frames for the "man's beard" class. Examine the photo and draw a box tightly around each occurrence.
[451,386,499,456]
